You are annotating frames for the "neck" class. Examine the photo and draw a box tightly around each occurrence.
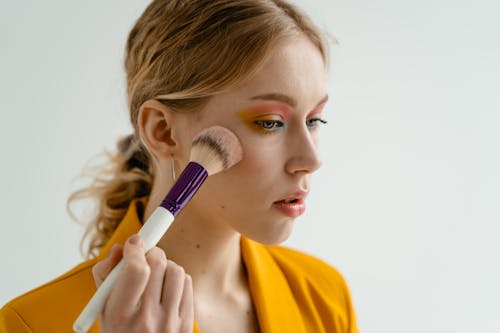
[143,186,246,296]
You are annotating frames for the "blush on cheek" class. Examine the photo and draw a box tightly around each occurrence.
[234,151,271,174]
[225,131,283,174]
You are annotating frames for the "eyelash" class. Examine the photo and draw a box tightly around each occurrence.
[254,120,285,131]
[306,118,328,129]
[253,118,328,133]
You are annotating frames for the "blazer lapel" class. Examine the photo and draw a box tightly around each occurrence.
[240,237,306,333]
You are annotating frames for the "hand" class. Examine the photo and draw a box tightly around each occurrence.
[92,234,194,333]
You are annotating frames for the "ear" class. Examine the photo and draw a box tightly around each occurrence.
[137,99,179,160]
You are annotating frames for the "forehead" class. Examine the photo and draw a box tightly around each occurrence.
[207,36,327,113]
[250,37,326,94]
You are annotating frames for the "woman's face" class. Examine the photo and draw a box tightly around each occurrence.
[178,36,328,245]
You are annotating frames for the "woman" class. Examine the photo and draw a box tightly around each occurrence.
[0,0,358,332]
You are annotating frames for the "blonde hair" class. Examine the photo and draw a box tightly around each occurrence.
[68,0,332,259]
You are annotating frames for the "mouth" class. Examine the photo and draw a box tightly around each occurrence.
[273,198,303,205]
[273,189,309,204]
[272,190,309,218]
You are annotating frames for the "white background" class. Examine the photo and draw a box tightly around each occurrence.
[1,1,499,332]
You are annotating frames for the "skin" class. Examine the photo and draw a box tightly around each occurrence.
[93,35,328,333]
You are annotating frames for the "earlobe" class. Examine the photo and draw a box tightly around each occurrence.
[137,99,178,159]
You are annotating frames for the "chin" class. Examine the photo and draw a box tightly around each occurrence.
[248,223,294,246]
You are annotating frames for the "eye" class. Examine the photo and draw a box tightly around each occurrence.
[306,118,328,129]
[254,119,285,131]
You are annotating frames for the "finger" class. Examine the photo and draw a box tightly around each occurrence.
[92,244,123,288]
[178,274,194,320]
[161,260,186,315]
[142,247,168,308]
[106,234,150,317]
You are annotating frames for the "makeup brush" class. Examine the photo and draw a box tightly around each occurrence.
[73,126,242,333]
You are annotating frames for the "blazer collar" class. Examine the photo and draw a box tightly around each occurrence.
[97,197,146,259]
[241,237,306,333]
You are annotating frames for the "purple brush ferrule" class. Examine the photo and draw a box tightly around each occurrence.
[160,161,208,216]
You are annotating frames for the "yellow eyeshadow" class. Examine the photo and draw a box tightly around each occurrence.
[236,110,282,134]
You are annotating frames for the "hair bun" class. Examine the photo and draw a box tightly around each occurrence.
[116,134,150,172]
[117,134,135,156]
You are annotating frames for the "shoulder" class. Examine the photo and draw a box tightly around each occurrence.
[0,258,98,333]
[265,244,358,331]
[266,244,350,290]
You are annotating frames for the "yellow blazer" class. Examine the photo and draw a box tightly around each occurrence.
[0,198,358,332]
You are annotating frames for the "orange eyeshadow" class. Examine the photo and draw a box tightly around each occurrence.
[236,104,290,134]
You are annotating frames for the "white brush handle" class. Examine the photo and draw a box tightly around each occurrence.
[73,206,175,333]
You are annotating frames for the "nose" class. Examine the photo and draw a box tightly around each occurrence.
[284,129,323,175]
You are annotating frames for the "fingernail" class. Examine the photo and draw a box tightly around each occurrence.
[128,234,142,246]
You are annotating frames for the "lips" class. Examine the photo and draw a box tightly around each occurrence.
[273,189,309,204]
[272,189,309,218]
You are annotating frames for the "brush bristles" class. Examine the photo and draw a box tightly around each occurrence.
[189,126,243,176]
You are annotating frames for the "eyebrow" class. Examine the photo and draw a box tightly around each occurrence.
[249,93,329,109]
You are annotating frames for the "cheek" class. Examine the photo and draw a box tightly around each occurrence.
[198,133,286,203]
[235,138,284,174]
